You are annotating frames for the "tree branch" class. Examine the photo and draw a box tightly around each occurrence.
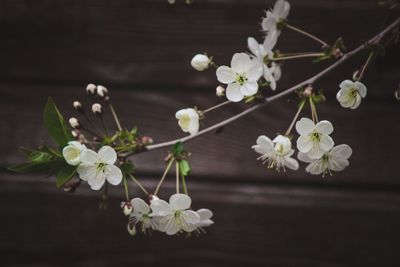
[126,17,400,157]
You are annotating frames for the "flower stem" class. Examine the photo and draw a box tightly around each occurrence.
[154,158,175,195]
[181,173,188,195]
[285,100,306,136]
[309,97,319,123]
[123,176,130,201]
[286,23,329,47]
[356,51,375,81]
[100,117,109,136]
[109,102,123,131]
[272,52,325,61]
[128,174,149,195]
[202,100,231,114]
[175,161,180,194]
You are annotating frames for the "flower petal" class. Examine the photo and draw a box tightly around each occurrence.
[169,193,191,210]
[339,80,354,90]
[246,61,263,81]
[226,83,244,102]
[216,66,236,84]
[197,208,213,221]
[284,157,299,170]
[297,152,314,163]
[319,134,334,151]
[296,135,313,153]
[350,93,362,109]
[183,210,200,225]
[131,198,151,214]
[150,199,172,216]
[77,165,96,181]
[295,117,315,135]
[88,172,106,190]
[305,159,324,175]
[105,165,122,185]
[252,135,274,155]
[331,144,352,160]
[98,146,117,165]
[240,81,258,96]
[315,120,334,135]
[355,81,367,98]
[231,52,252,73]
[80,149,98,165]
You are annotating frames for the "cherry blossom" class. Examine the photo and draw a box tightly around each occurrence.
[337,80,367,109]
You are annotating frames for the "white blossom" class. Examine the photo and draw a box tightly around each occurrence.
[86,83,96,94]
[252,135,299,171]
[91,103,102,115]
[77,146,123,190]
[295,118,334,159]
[62,141,87,166]
[195,208,214,228]
[336,80,367,109]
[191,54,211,71]
[97,85,108,98]
[130,198,159,233]
[175,108,200,135]
[261,0,290,34]
[73,101,82,110]
[150,193,200,235]
[216,85,225,97]
[216,53,263,102]
[68,117,79,128]
[298,144,352,177]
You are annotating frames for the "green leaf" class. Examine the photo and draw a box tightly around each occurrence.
[56,164,77,188]
[179,160,191,176]
[43,97,74,147]
[172,142,184,156]
[20,147,55,163]
[8,160,58,173]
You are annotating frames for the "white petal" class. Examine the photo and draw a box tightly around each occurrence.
[77,165,96,181]
[80,149,98,165]
[281,1,291,18]
[284,157,299,170]
[246,61,263,81]
[319,135,334,151]
[226,83,244,102]
[62,145,81,166]
[247,37,261,58]
[263,31,278,51]
[339,80,355,90]
[315,120,334,135]
[98,146,117,165]
[329,158,349,172]
[297,152,314,163]
[231,52,252,73]
[183,210,200,225]
[150,199,172,216]
[261,13,276,31]
[105,165,122,185]
[295,118,315,135]
[331,144,352,160]
[216,66,236,84]
[131,198,150,214]
[307,145,326,160]
[197,209,213,221]
[305,160,324,175]
[296,135,313,153]
[350,94,362,109]
[253,135,274,155]
[355,81,367,98]
[169,193,191,210]
[165,220,180,235]
[88,172,106,190]
[240,81,258,96]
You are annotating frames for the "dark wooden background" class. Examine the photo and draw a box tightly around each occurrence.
[1,0,400,266]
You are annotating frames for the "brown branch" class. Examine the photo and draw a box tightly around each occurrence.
[125,17,400,157]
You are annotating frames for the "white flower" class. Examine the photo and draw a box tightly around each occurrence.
[261,0,290,34]
[216,53,263,102]
[91,103,102,115]
[175,108,200,135]
[73,101,82,110]
[295,118,334,159]
[336,80,367,109]
[97,85,108,98]
[247,33,281,90]
[298,144,352,177]
[130,198,159,233]
[191,54,211,71]
[150,193,200,235]
[62,141,87,166]
[68,117,79,128]
[195,208,214,228]
[77,146,123,190]
[216,85,225,97]
[252,135,299,171]
[86,83,96,94]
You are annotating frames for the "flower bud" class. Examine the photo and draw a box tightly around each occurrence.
[71,130,79,138]
[73,101,83,111]
[191,54,211,71]
[303,86,313,97]
[141,136,154,145]
[97,85,108,98]
[121,202,133,216]
[91,103,102,115]
[68,117,80,129]
[127,224,137,236]
[216,85,225,97]
[86,83,97,95]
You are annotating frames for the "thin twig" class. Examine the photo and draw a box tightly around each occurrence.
[286,23,329,47]
[202,100,231,114]
[128,174,149,195]
[154,158,175,195]
[109,103,123,131]
[123,17,400,156]
[272,53,325,61]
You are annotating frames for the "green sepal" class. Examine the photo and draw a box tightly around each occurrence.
[56,164,77,188]
[178,159,191,176]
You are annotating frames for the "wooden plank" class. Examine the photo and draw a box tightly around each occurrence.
[0,0,398,95]
[1,173,400,266]
[1,84,400,186]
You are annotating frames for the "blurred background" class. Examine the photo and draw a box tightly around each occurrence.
[1,0,400,266]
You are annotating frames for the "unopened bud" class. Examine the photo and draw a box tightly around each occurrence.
[216,85,225,97]
[97,85,108,98]
[69,117,80,129]
[73,101,83,111]
[92,103,102,115]
[86,83,97,95]
[191,54,211,71]
[127,223,137,236]
[303,86,313,97]
[141,136,154,145]
[71,130,79,137]
[121,202,133,216]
